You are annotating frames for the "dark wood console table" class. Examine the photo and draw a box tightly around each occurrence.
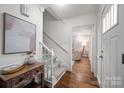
[0,62,44,88]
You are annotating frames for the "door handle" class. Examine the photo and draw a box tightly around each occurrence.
[99,55,103,59]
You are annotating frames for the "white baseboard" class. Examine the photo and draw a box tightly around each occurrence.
[67,68,72,72]
[53,70,66,87]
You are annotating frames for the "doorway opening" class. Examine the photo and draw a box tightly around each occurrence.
[71,25,92,66]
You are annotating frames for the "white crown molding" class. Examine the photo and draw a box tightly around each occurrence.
[46,7,63,21]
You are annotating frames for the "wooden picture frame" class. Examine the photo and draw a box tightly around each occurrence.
[3,13,36,54]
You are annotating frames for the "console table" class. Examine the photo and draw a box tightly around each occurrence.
[0,62,44,88]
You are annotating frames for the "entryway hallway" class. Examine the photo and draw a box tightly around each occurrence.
[55,58,99,88]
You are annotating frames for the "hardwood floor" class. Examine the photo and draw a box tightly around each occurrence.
[55,58,99,88]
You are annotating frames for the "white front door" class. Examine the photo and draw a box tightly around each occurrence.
[101,4,118,88]
[102,29,118,88]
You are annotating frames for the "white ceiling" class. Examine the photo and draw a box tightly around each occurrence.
[42,4,98,19]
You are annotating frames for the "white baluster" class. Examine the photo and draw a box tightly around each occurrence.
[51,48,54,88]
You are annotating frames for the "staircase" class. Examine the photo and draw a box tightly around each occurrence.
[53,54,67,86]
[39,42,67,88]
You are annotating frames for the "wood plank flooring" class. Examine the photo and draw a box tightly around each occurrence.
[55,58,99,88]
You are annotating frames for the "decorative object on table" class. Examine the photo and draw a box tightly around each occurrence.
[25,51,36,65]
[20,4,30,17]
[0,64,25,75]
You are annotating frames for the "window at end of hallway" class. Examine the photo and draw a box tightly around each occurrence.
[102,4,118,33]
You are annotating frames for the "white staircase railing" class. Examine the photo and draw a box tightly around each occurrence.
[52,53,67,86]
[39,42,67,88]
[39,42,53,87]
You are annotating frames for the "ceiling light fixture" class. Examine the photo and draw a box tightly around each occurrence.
[57,4,65,7]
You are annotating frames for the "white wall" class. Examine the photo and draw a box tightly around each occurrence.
[117,5,124,87]
[90,24,97,77]
[96,5,104,87]
[44,21,71,51]
[65,14,96,27]
[113,4,124,88]
[0,4,44,68]
[43,11,71,70]
[43,21,71,68]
